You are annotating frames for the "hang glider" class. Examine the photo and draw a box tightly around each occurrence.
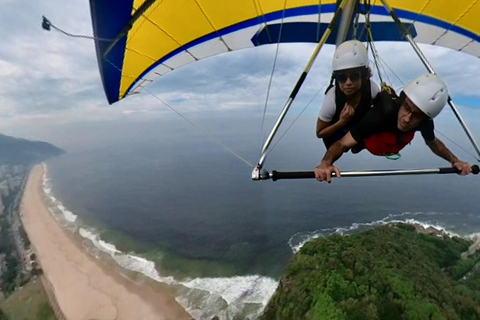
[87,0,480,180]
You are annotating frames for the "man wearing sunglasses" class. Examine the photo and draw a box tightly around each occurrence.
[317,40,380,149]
[314,73,473,183]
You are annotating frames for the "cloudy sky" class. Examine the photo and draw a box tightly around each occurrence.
[1,0,480,163]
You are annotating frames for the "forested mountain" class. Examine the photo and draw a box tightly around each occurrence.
[261,224,480,320]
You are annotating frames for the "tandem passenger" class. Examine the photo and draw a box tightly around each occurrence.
[314,73,473,183]
[317,40,380,149]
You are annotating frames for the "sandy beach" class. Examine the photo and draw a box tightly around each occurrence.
[20,164,191,320]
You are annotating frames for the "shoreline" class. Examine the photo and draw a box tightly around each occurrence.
[20,164,192,320]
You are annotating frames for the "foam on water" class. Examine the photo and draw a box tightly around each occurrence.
[184,276,277,305]
[56,204,77,223]
[288,211,463,253]
[79,228,119,253]
[78,227,175,282]
[466,232,480,241]
[42,164,78,223]
[177,275,278,320]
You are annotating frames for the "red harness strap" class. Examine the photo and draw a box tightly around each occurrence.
[364,131,415,156]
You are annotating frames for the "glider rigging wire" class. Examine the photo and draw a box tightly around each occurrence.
[41,16,112,42]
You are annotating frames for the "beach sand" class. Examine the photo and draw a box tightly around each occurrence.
[20,164,192,320]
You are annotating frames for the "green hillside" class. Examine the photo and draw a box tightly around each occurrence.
[261,224,480,320]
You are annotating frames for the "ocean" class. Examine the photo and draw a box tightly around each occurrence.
[39,113,480,319]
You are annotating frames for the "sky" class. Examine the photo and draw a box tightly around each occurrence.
[1,0,480,164]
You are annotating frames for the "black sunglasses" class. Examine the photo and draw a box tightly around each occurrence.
[335,71,362,83]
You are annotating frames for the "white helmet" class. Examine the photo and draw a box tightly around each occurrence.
[403,74,448,118]
[332,40,368,71]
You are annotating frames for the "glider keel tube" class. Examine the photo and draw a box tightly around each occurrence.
[268,165,480,181]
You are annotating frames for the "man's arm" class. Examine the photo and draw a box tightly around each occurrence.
[314,132,358,183]
[426,138,472,175]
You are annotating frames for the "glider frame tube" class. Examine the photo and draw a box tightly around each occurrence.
[269,165,480,181]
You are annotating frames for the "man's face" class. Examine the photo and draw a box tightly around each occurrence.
[397,96,428,132]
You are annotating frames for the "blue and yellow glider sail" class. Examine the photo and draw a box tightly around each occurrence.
[90,0,480,105]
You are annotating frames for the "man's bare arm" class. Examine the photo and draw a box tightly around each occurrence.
[322,132,358,165]
[315,132,359,182]
[426,138,472,175]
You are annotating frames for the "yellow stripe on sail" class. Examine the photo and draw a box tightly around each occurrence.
[120,0,338,99]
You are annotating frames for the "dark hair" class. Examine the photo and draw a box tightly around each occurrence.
[398,91,406,104]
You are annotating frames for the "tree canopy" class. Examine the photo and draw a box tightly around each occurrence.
[261,224,480,320]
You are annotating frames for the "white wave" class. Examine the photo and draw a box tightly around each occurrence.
[288,219,394,253]
[78,228,176,285]
[182,275,277,306]
[465,232,480,240]
[57,204,78,223]
[288,231,323,253]
[41,162,48,180]
[401,218,460,237]
[385,211,447,219]
[178,275,278,320]
[79,228,119,254]
[113,254,176,284]
[79,227,97,242]
[287,212,461,253]
[41,167,78,224]
[41,163,52,189]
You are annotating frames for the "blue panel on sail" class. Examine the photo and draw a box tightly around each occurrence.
[252,22,416,45]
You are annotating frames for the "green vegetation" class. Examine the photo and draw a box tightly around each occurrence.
[261,224,480,320]
[0,309,7,320]
[0,255,19,295]
[0,214,20,296]
[0,279,55,320]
